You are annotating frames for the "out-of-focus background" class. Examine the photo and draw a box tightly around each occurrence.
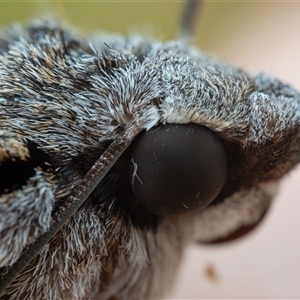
[1,1,300,298]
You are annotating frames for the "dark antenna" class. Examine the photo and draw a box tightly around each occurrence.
[179,0,202,42]
[0,123,143,296]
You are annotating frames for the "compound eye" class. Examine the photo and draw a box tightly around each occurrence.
[127,124,229,215]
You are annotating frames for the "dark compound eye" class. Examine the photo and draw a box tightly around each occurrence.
[127,124,229,215]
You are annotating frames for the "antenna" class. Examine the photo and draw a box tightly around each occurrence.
[179,0,202,42]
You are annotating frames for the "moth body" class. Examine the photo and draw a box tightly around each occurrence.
[0,18,300,299]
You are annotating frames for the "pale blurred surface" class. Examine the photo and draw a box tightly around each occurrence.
[1,2,300,299]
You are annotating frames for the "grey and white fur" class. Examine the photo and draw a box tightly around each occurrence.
[0,15,300,300]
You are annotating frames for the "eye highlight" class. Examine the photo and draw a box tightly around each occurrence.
[127,124,229,215]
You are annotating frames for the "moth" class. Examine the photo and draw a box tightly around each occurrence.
[1,1,300,299]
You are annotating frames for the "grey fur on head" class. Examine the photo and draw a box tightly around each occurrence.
[0,15,300,300]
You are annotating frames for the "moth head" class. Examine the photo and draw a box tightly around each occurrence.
[109,55,300,243]
[1,6,300,298]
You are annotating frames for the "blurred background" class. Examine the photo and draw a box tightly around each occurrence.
[1,1,300,298]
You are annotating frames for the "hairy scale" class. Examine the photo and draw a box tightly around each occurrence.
[0,17,300,299]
